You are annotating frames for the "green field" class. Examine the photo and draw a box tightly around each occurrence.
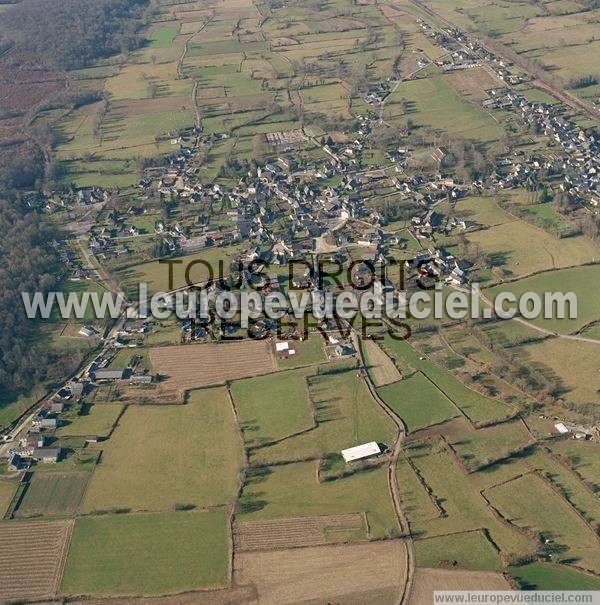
[385,70,504,144]
[450,420,532,469]
[400,441,533,557]
[510,562,600,590]
[82,387,243,513]
[549,441,600,492]
[486,473,600,572]
[62,509,229,596]
[239,460,398,539]
[56,404,123,438]
[148,26,180,48]
[378,372,459,432]
[277,335,327,369]
[14,472,89,518]
[488,265,600,334]
[380,336,514,424]
[231,367,315,447]
[527,448,600,526]
[414,531,502,571]
[116,244,243,295]
[249,368,396,465]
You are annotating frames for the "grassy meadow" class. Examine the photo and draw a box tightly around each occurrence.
[62,509,229,596]
[81,387,243,512]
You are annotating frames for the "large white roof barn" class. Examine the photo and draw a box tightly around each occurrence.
[341,442,381,463]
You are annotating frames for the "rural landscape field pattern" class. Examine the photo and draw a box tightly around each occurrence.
[0,0,599,602]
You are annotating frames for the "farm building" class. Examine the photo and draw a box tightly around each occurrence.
[20,433,45,448]
[32,448,62,464]
[341,442,381,463]
[38,418,57,429]
[93,368,125,381]
[554,422,589,439]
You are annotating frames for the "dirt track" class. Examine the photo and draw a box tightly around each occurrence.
[354,332,415,605]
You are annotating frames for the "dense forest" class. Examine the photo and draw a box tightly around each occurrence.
[0,0,156,402]
[0,201,75,396]
[0,0,151,68]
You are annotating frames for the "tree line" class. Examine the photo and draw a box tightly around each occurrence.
[0,200,83,396]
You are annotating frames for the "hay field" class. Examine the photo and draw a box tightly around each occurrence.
[62,510,229,596]
[513,336,600,405]
[150,339,276,397]
[234,540,406,605]
[443,67,505,101]
[453,196,600,279]
[81,387,243,513]
[0,479,16,518]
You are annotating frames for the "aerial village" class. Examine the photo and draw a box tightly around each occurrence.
[3,15,599,474]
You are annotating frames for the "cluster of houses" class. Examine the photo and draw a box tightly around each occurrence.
[484,90,599,207]
[6,381,86,472]
[25,187,110,214]
[426,22,523,85]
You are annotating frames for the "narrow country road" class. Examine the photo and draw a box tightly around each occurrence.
[352,332,415,605]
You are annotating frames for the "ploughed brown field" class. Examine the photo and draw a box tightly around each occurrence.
[149,340,277,399]
[234,540,407,604]
[234,513,366,551]
[0,519,74,601]
[409,568,511,605]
